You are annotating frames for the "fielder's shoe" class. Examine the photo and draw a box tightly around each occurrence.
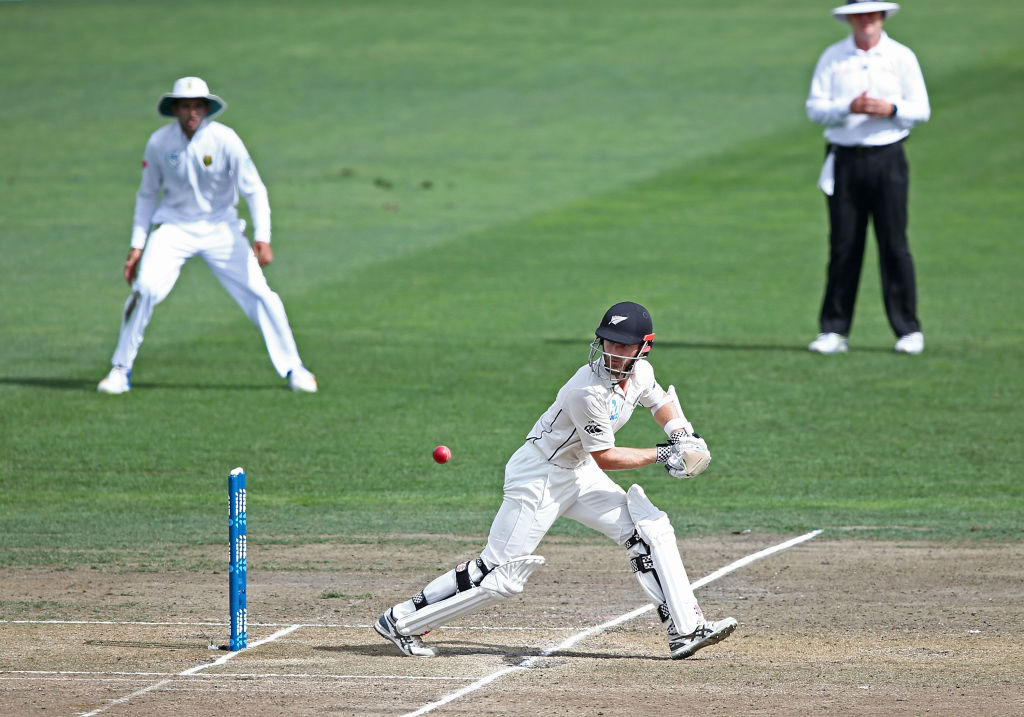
[97,366,131,394]
[808,332,848,354]
[374,609,438,658]
[894,332,924,355]
[287,366,318,393]
[669,617,737,660]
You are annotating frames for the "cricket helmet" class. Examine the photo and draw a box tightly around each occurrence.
[158,76,227,119]
[588,301,655,385]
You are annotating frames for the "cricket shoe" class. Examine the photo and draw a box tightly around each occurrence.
[669,617,737,660]
[808,332,848,354]
[97,366,131,394]
[374,609,438,658]
[894,332,924,355]
[287,366,318,393]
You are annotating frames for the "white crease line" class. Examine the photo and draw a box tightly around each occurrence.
[402,529,823,717]
[0,677,161,684]
[1,619,582,631]
[2,670,468,681]
[77,624,302,717]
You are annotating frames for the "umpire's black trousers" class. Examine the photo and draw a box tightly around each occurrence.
[819,140,921,338]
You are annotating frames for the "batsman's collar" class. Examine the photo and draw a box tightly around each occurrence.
[158,76,227,118]
[831,0,900,21]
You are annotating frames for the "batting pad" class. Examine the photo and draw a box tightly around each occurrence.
[395,555,545,636]
[626,484,702,635]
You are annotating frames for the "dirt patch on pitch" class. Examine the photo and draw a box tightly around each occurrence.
[2,535,1022,715]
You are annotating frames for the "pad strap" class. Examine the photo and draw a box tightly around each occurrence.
[455,562,474,592]
[623,532,646,551]
[630,554,656,573]
[476,557,493,580]
[455,558,493,593]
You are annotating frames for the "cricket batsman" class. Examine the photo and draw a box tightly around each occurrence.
[374,301,736,659]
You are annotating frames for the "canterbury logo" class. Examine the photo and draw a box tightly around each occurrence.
[584,422,603,434]
[609,315,629,325]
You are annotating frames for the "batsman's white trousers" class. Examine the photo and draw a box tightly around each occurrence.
[110,221,302,377]
[480,443,636,567]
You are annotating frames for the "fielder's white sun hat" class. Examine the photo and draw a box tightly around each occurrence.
[831,0,900,22]
[157,76,227,118]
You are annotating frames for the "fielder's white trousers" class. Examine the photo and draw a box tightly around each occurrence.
[109,222,303,377]
[480,442,637,566]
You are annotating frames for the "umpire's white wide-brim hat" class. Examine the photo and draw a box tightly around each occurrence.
[831,0,900,22]
[157,76,227,118]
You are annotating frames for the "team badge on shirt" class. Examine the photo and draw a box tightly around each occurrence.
[167,152,181,168]
[203,155,213,167]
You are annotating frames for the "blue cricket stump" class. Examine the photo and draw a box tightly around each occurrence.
[228,467,248,650]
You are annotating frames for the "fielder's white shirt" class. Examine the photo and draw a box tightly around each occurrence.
[806,32,930,147]
[131,119,271,249]
[526,360,667,469]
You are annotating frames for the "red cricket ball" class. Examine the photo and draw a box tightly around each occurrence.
[432,445,452,464]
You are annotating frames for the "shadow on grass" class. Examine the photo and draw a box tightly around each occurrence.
[545,338,895,354]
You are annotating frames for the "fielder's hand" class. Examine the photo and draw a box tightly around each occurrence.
[253,241,273,267]
[665,435,711,479]
[124,248,143,285]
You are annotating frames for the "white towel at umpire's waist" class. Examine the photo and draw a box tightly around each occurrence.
[817,148,835,196]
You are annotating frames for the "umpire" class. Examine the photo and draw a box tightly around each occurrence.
[806,0,930,355]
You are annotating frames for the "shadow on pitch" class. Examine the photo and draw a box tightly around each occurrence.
[320,642,664,662]
[0,376,280,391]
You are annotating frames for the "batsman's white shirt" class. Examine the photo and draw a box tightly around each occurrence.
[481,360,669,567]
[131,119,271,249]
[527,360,667,469]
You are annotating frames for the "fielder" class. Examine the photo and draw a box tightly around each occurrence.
[97,77,317,394]
[374,301,736,659]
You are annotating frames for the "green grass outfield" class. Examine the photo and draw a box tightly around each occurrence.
[1,0,1022,568]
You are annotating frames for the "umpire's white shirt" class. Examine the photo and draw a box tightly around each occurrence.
[806,32,930,147]
[526,360,667,469]
[131,119,271,249]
